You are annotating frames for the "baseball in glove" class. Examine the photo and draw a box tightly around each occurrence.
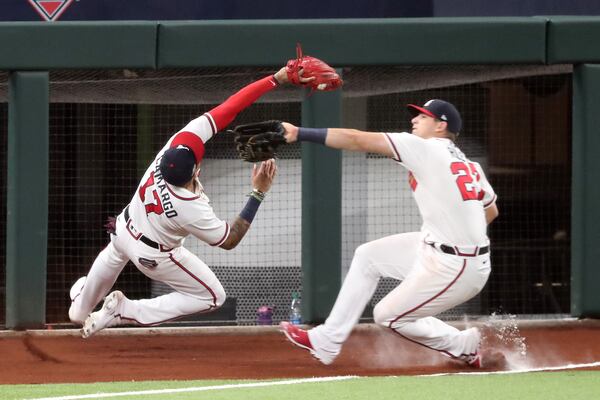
[286,43,343,92]
[230,120,287,162]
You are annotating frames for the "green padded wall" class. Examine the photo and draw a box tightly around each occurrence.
[0,22,157,69]
[547,17,600,64]
[158,18,546,67]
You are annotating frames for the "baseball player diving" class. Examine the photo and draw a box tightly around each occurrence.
[280,100,498,367]
[68,65,313,337]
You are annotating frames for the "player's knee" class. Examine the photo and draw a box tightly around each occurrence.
[212,284,227,309]
[372,302,399,327]
[352,243,377,276]
[68,304,86,325]
[353,243,369,261]
[352,244,374,274]
[372,303,388,326]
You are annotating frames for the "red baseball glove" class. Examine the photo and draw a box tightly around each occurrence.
[286,43,343,92]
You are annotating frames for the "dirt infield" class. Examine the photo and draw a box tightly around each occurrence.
[0,320,599,384]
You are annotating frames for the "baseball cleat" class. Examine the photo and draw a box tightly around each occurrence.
[465,352,482,368]
[82,290,124,338]
[465,327,482,368]
[280,321,337,365]
[280,321,314,352]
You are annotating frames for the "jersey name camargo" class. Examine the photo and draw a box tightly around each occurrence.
[126,113,230,249]
[145,164,177,219]
[383,132,497,247]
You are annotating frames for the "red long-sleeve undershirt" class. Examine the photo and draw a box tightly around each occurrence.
[208,75,279,132]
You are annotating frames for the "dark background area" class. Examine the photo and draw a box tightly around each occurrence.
[2,0,599,22]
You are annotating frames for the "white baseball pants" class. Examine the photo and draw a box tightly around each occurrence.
[69,212,225,326]
[308,232,491,362]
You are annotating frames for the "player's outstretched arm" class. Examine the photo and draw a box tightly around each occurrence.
[281,122,394,158]
[219,160,277,250]
[208,67,314,133]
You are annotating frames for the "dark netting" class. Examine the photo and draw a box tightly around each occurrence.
[46,68,306,105]
[47,103,150,323]
[341,67,571,319]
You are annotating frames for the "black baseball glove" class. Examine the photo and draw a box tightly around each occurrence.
[230,120,287,162]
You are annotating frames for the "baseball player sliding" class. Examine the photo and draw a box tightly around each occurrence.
[68,65,311,337]
[280,100,498,367]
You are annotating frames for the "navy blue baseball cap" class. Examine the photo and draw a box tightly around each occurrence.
[159,145,196,186]
[407,99,462,135]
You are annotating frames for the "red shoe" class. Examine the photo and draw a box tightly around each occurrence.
[280,321,314,352]
[464,327,482,368]
[465,352,482,368]
[280,321,338,365]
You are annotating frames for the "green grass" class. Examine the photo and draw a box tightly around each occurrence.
[1,371,599,400]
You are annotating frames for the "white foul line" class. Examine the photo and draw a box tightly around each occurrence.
[24,362,600,399]
[418,361,600,377]
[27,376,359,400]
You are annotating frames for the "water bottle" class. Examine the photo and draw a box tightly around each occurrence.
[256,305,274,325]
[289,292,302,325]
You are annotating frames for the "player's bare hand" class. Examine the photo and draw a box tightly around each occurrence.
[274,67,288,85]
[281,122,299,143]
[274,67,315,85]
[297,69,315,84]
[251,159,277,193]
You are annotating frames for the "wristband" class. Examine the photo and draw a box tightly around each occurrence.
[239,196,262,224]
[249,188,266,202]
[239,189,265,223]
[297,127,327,144]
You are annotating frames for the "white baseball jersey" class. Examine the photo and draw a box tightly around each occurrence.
[382,132,497,247]
[127,112,230,249]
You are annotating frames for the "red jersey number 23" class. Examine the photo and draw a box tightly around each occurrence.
[450,162,482,201]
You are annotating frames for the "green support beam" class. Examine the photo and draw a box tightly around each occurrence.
[571,64,600,318]
[301,86,342,323]
[6,72,49,329]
